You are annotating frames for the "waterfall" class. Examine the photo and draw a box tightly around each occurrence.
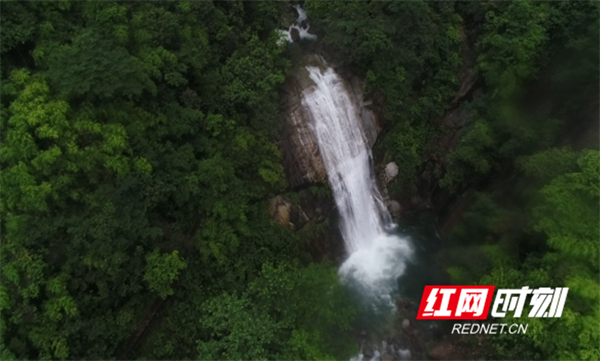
[301,64,412,305]
[277,4,317,45]
[280,6,416,360]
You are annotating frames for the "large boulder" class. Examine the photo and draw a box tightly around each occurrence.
[289,27,300,42]
[268,195,294,228]
[385,162,399,180]
[268,186,333,230]
[389,200,402,218]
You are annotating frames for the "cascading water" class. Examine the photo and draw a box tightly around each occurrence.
[300,64,412,305]
[279,5,413,361]
[277,5,317,45]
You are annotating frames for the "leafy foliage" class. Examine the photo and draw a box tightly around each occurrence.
[306,0,463,189]
[435,21,598,361]
[144,250,187,299]
[2,1,597,360]
[442,149,599,360]
[197,262,357,360]
[0,1,354,360]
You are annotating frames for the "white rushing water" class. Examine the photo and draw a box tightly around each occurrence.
[283,6,415,360]
[301,64,412,305]
[350,342,411,361]
[277,4,317,45]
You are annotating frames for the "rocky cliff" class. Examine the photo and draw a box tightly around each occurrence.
[278,55,382,189]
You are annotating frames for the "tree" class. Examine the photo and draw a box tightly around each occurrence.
[196,262,358,361]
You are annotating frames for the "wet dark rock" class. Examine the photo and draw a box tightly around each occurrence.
[348,75,383,148]
[427,338,466,360]
[268,186,334,230]
[410,195,429,210]
[290,27,300,42]
[347,297,447,361]
[361,341,374,358]
[381,353,394,361]
[389,201,401,218]
[395,338,409,351]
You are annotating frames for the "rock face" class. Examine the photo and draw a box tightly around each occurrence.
[278,55,382,189]
[268,187,333,230]
[348,75,383,148]
[279,63,328,188]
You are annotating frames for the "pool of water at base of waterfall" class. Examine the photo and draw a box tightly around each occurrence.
[339,211,451,361]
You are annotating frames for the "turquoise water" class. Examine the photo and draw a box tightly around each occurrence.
[394,211,450,303]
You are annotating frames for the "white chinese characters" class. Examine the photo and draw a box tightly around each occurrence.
[528,287,569,318]
[422,287,456,317]
[456,288,490,317]
[421,287,492,318]
[491,287,569,318]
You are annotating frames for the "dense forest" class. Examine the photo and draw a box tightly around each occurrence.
[1,2,356,359]
[1,1,598,360]
[307,1,599,359]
